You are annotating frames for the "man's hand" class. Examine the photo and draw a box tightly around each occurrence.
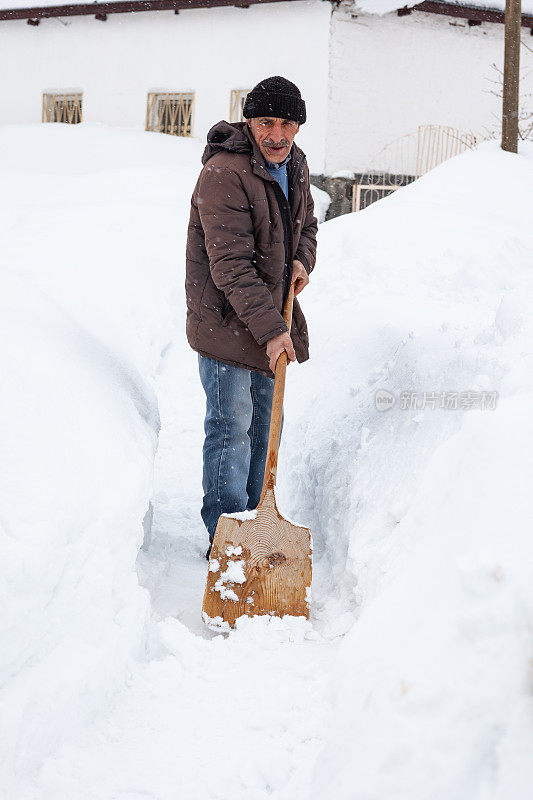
[292,259,309,296]
[266,331,296,374]
[265,262,307,373]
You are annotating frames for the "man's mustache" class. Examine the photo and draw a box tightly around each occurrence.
[262,140,290,149]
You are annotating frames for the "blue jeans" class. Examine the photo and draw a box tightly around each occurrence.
[198,355,282,541]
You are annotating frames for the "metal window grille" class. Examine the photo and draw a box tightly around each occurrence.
[229,89,250,123]
[146,92,194,137]
[353,125,476,212]
[42,92,83,124]
[354,175,415,213]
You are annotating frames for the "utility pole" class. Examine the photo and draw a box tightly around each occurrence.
[501,0,521,152]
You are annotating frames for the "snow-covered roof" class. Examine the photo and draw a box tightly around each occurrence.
[443,0,533,14]
[355,0,533,18]
[0,0,532,23]
[0,0,304,18]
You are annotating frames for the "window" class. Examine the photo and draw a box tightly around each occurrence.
[146,92,194,137]
[229,89,250,123]
[42,92,83,124]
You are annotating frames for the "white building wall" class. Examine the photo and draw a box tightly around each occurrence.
[0,0,331,173]
[326,3,533,174]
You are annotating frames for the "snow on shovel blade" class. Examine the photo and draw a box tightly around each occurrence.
[202,485,312,630]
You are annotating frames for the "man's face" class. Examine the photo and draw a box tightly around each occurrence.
[248,117,300,164]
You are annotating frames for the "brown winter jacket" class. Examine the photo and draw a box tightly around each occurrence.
[185,120,318,377]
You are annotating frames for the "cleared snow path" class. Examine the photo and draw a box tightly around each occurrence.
[1,124,339,800]
[37,330,336,800]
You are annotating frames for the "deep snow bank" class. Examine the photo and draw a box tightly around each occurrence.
[0,123,201,792]
[273,141,533,798]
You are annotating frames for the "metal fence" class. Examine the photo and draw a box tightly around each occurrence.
[353,125,477,212]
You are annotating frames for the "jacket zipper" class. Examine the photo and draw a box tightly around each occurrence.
[250,152,306,309]
[270,180,294,310]
[290,157,305,211]
[271,155,305,308]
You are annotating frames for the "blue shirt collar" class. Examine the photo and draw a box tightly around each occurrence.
[265,153,291,170]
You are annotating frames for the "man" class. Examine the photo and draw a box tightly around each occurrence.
[185,76,318,558]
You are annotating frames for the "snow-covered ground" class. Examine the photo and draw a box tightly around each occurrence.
[1,122,532,800]
[0,123,197,797]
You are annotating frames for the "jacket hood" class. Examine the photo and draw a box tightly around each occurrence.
[201,120,252,165]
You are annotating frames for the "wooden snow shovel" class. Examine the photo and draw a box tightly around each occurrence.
[202,281,312,629]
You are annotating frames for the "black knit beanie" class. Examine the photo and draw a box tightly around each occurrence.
[243,76,306,124]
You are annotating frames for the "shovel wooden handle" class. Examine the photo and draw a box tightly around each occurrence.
[259,281,295,505]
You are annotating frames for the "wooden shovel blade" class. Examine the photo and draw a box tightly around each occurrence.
[202,486,312,629]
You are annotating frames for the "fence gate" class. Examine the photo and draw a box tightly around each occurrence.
[353,125,476,212]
